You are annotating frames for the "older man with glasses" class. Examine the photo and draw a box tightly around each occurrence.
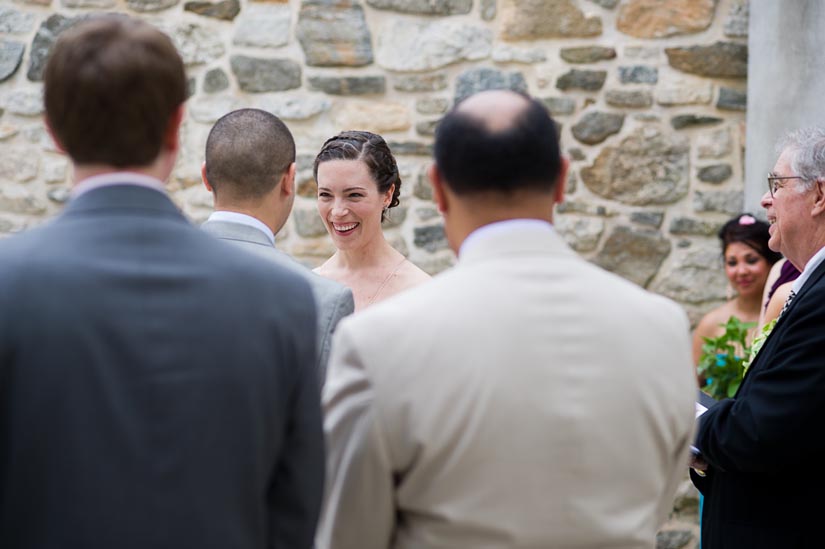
[691,127,825,548]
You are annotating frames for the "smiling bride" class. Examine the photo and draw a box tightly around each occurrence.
[313,131,431,311]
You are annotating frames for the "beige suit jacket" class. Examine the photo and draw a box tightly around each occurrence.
[318,223,695,549]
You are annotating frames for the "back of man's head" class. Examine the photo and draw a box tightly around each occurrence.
[204,108,296,201]
[44,16,186,168]
[434,90,561,196]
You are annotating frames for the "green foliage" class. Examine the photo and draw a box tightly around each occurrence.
[698,316,755,400]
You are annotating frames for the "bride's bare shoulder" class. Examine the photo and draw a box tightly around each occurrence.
[398,258,432,286]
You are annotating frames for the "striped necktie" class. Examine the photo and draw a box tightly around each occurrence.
[778,290,797,321]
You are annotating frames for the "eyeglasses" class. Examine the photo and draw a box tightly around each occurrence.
[767,175,804,198]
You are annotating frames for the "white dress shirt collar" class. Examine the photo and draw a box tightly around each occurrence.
[459,218,555,259]
[207,211,275,245]
[72,172,167,199]
[792,245,825,294]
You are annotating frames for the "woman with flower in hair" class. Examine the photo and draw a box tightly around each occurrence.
[313,130,431,311]
[692,214,782,367]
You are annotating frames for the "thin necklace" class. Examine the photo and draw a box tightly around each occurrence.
[367,256,407,306]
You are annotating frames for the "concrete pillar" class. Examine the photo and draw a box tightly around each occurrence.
[745,0,825,214]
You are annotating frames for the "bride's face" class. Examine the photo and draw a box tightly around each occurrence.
[316,159,393,250]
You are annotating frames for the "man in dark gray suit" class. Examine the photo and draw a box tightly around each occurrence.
[201,108,354,382]
[0,16,324,549]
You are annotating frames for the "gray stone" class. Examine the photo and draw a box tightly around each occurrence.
[619,65,658,84]
[394,73,447,92]
[556,69,606,91]
[542,96,576,116]
[203,68,229,93]
[500,0,602,40]
[0,7,36,34]
[666,42,748,78]
[669,217,721,236]
[605,89,653,108]
[571,111,624,145]
[587,0,618,7]
[21,124,57,151]
[231,56,301,93]
[652,248,727,305]
[724,0,749,38]
[382,204,408,229]
[555,215,604,252]
[186,77,196,99]
[671,115,723,129]
[492,44,547,64]
[697,164,733,183]
[61,0,115,7]
[555,200,614,216]
[256,94,331,120]
[293,208,328,238]
[308,75,385,95]
[454,67,527,103]
[43,156,68,183]
[631,211,664,228]
[624,46,659,59]
[655,530,693,549]
[296,0,373,67]
[414,172,433,200]
[655,76,713,106]
[416,119,440,137]
[565,170,576,193]
[717,87,747,111]
[0,146,38,181]
[388,141,433,156]
[560,46,616,64]
[189,95,241,123]
[414,224,448,252]
[581,127,690,206]
[128,0,179,12]
[594,225,671,287]
[0,41,24,83]
[184,0,240,20]
[694,190,744,216]
[28,14,83,82]
[415,98,449,115]
[2,89,42,116]
[163,22,226,67]
[376,20,492,72]
[697,128,732,159]
[0,190,46,215]
[568,147,585,161]
[416,207,440,221]
[47,187,71,204]
[366,0,471,15]
[481,0,496,20]
[232,4,291,49]
[0,217,15,234]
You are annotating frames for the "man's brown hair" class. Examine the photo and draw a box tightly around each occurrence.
[43,15,187,168]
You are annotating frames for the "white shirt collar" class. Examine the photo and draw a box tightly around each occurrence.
[459,219,554,258]
[792,245,825,294]
[72,172,167,199]
[207,211,275,245]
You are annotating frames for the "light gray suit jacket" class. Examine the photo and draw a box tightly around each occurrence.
[202,219,354,383]
[318,223,696,549]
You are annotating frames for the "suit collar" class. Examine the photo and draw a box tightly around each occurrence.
[205,211,275,244]
[458,220,574,265]
[201,219,274,248]
[62,184,184,219]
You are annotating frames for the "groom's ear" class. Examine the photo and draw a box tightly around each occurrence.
[428,163,449,215]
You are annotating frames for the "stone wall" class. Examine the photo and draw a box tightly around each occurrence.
[0,0,748,324]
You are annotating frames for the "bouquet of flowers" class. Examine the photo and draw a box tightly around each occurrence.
[697,316,754,399]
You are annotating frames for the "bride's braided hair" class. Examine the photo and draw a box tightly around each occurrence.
[313,130,401,222]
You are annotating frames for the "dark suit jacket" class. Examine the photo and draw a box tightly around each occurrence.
[201,219,353,384]
[0,184,324,549]
[693,257,825,548]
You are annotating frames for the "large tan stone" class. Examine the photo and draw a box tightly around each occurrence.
[500,0,602,41]
[332,101,411,133]
[618,0,717,39]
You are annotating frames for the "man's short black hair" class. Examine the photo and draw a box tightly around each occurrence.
[433,94,562,195]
